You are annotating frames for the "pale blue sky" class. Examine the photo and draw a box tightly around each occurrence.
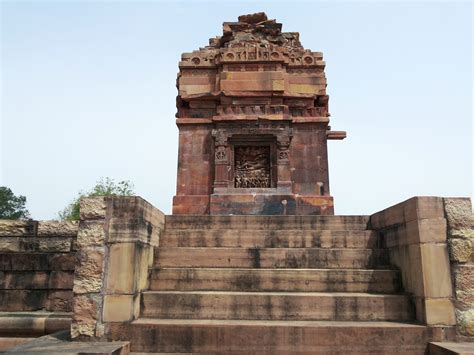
[1,1,472,219]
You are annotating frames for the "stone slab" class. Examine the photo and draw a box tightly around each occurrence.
[210,193,333,215]
[108,319,447,354]
[0,312,71,336]
[5,330,129,354]
[160,229,378,248]
[154,247,390,269]
[429,342,474,355]
[150,268,401,293]
[370,197,445,229]
[164,215,369,230]
[172,195,210,215]
[0,221,37,237]
[141,291,413,321]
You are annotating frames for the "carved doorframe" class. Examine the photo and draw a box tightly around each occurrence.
[211,121,293,193]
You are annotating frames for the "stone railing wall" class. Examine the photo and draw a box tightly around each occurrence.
[370,197,456,328]
[0,220,78,312]
[71,196,164,340]
[443,198,474,339]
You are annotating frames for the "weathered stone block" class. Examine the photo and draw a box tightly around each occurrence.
[37,221,78,237]
[108,218,152,245]
[0,270,73,290]
[389,244,424,297]
[137,245,151,292]
[444,198,474,229]
[80,197,107,220]
[105,243,136,294]
[38,238,72,252]
[73,294,99,322]
[454,265,474,295]
[0,220,37,237]
[76,221,106,248]
[449,237,474,263]
[417,218,447,244]
[456,309,474,336]
[420,244,453,298]
[73,248,104,294]
[425,298,456,325]
[0,237,72,253]
[370,197,445,230]
[0,238,20,252]
[415,197,444,220]
[455,290,474,310]
[0,253,76,271]
[103,295,138,322]
[46,290,73,312]
[173,195,210,215]
[71,321,96,339]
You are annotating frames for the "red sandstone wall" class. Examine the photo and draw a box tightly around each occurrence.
[173,125,214,214]
[291,123,330,196]
[0,220,78,312]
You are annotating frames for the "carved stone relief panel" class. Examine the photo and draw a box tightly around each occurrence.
[234,146,271,188]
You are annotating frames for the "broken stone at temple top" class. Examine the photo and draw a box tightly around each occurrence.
[217,13,299,49]
[238,12,268,24]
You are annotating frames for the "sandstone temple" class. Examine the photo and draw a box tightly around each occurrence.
[173,12,344,216]
[0,12,472,355]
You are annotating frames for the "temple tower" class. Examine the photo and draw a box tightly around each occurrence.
[172,12,345,215]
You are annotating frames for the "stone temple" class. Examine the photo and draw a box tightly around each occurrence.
[173,12,345,216]
[0,12,472,355]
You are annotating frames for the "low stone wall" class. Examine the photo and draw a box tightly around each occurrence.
[0,220,78,312]
[443,198,474,339]
[71,196,164,340]
[370,197,456,328]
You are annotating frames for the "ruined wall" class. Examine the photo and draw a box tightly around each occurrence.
[0,220,78,312]
[443,198,474,339]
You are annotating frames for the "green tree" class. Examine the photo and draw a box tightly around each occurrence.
[59,177,134,221]
[0,186,30,220]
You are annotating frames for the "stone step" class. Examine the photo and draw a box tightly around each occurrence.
[0,337,34,352]
[154,247,390,269]
[160,229,379,248]
[149,268,401,293]
[0,271,74,290]
[0,311,71,337]
[141,291,414,321]
[164,215,369,230]
[0,290,73,312]
[108,319,446,354]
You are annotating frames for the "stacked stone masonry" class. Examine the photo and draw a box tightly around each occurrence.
[443,198,474,339]
[0,220,77,351]
[0,220,78,312]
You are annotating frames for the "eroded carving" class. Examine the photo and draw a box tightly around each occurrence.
[234,146,271,188]
[215,146,226,161]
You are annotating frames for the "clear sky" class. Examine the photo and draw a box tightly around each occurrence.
[1,1,472,219]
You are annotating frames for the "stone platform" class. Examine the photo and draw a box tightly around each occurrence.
[0,196,472,353]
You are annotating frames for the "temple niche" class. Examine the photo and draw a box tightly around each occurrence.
[172,12,346,215]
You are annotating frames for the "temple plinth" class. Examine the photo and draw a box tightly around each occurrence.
[172,12,346,215]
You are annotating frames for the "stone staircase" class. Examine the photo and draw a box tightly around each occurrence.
[109,215,442,354]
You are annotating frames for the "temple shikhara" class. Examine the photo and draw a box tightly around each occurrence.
[0,12,472,355]
[173,12,345,215]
